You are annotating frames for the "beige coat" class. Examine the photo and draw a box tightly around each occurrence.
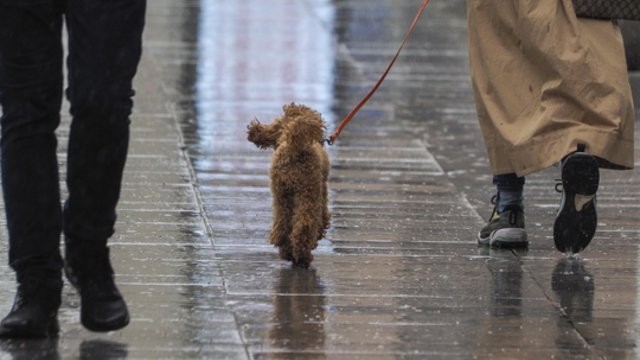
[467,0,635,177]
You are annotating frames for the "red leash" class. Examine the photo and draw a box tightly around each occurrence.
[327,0,431,145]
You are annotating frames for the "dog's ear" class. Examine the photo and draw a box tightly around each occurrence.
[282,103,300,118]
[302,115,326,143]
[247,118,279,149]
[283,112,326,149]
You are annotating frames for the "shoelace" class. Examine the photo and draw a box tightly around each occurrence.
[554,178,563,193]
[487,194,499,222]
[489,194,522,225]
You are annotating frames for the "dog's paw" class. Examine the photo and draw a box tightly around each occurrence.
[292,251,313,268]
[292,258,311,269]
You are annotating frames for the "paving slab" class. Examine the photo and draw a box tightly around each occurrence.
[1,0,640,359]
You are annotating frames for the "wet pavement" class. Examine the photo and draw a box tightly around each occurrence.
[1,0,640,358]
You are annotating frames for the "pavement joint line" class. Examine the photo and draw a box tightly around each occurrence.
[169,103,216,247]
[518,252,597,354]
[227,292,455,299]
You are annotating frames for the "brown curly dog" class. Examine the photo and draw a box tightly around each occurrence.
[247,103,330,267]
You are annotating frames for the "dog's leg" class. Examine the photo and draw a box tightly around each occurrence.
[290,193,323,268]
[270,184,294,261]
[319,150,331,240]
[319,180,330,240]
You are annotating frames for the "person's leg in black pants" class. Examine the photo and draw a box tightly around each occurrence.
[0,0,146,337]
[62,0,146,332]
[0,1,65,338]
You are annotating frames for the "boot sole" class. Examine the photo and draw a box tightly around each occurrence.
[81,311,130,332]
[553,152,599,254]
[0,317,59,339]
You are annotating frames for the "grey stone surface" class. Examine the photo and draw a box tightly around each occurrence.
[0,0,639,358]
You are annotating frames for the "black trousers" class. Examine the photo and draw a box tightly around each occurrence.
[0,0,146,281]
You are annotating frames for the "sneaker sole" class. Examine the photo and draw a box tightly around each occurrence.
[477,228,528,248]
[553,152,599,254]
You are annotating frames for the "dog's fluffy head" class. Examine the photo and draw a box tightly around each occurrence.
[247,103,326,150]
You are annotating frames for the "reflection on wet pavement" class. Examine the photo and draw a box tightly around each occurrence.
[0,0,639,358]
[78,340,129,360]
[264,268,326,359]
[552,258,595,357]
[0,338,59,360]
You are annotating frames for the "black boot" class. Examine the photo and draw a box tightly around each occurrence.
[64,244,129,332]
[0,279,61,338]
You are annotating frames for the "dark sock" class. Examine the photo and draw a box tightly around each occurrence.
[497,189,524,213]
[493,173,525,213]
